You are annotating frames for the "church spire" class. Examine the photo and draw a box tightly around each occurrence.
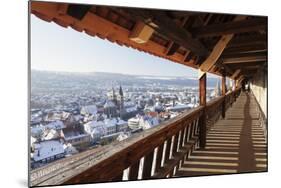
[112,87,117,105]
[215,79,221,97]
[119,85,124,118]
[119,85,123,96]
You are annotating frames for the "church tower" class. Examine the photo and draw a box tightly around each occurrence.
[215,80,221,97]
[112,87,118,106]
[119,85,124,115]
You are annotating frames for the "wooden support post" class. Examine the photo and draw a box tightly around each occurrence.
[199,72,206,148]
[221,72,226,118]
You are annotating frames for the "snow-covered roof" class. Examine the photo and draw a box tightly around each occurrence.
[61,111,71,120]
[104,100,116,108]
[63,143,78,155]
[31,136,37,145]
[84,120,104,129]
[81,105,98,115]
[116,132,129,141]
[43,129,60,141]
[84,120,106,135]
[104,118,127,128]
[116,119,127,126]
[33,140,64,162]
[166,104,192,111]
[74,114,83,121]
[31,126,45,138]
[140,116,160,130]
[45,111,71,121]
[104,118,117,128]
[45,120,65,130]
[128,117,140,123]
[125,106,137,113]
[31,115,42,124]
[124,101,135,107]
[64,133,88,141]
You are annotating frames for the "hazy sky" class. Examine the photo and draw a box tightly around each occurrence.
[31,15,200,77]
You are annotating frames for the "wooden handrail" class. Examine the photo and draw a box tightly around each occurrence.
[206,96,224,108]
[30,88,241,186]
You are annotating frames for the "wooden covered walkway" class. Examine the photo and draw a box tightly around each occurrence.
[29,2,268,186]
[176,92,267,177]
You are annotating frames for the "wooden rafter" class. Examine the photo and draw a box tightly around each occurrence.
[165,17,189,56]
[192,17,267,38]
[231,69,241,79]
[31,1,267,79]
[166,43,181,56]
[221,51,267,59]
[198,16,247,78]
[223,44,267,55]
[227,35,267,48]
[237,75,245,84]
[227,61,266,69]
[223,56,266,64]
[67,4,91,20]
[125,9,209,56]
[215,60,234,76]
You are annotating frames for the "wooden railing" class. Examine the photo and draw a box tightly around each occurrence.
[30,88,241,187]
[205,88,241,131]
[206,96,224,130]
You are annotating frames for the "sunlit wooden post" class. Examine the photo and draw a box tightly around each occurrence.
[221,71,226,118]
[199,72,206,148]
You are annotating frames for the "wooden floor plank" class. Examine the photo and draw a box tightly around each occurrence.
[175,92,267,177]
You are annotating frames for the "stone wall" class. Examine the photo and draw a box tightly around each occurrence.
[250,68,267,117]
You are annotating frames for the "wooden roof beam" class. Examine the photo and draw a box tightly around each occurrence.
[198,15,247,78]
[165,17,189,56]
[67,4,91,20]
[231,69,241,79]
[237,75,245,85]
[126,9,208,56]
[192,17,267,38]
[227,35,267,48]
[221,51,267,59]
[129,21,155,44]
[223,44,267,55]
[213,60,234,76]
[227,61,266,69]
[223,56,267,64]
[166,42,181,56]
[240,69,258,76]
[198,34,234,76]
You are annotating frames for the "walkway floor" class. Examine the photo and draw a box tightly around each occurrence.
[176,92,267,177]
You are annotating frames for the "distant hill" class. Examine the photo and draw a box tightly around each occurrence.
[31,70,219,88]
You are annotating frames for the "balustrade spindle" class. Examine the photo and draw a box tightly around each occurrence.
[172,133,179,156]
[128,161,140,180]
[142,150,154,179]
[155,144,164,171]
[165,138,172,163]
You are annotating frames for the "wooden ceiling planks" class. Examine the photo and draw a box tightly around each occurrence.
[191,17,267,38]
[31,1,267,80]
